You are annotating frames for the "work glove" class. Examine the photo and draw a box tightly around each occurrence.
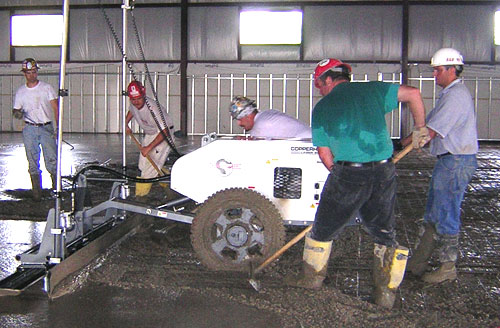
[412,126,431,149]
[13,109,24,120]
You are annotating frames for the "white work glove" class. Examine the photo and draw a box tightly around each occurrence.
[13,109,24,120]
[412,126,431,149]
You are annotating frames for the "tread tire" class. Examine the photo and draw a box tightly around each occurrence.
[191,188,285,272]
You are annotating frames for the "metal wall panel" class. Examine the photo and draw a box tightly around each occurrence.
[0,11,10,61]
[70,6,181,61]
[69,8,122,61]
[240,46,301,61]
[409,5,492,62]
[0,3,496,65]
[127,7,181,61]
[189,7,239,60]
[303,5,403,61]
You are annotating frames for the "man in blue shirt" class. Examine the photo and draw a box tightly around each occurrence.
[405,48,478,284]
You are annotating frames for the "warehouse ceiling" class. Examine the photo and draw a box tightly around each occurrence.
[0,0,491,6]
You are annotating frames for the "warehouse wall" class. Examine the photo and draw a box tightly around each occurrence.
[0,1,499,140]
[0,3,495,63]
[2,62,499,140]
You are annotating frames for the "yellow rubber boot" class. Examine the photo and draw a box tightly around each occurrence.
[135,177,152,197]
[285,234,332,289]
[159,167,170,188]
[373,244,409,309]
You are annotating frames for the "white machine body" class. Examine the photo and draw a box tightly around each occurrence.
[170,135,330,225]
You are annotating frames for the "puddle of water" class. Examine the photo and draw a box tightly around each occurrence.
[0,192,19,201]
[0,220,46,280]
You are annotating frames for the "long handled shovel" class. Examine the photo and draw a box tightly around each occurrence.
[129,133,163,176]
[248,143,414,291]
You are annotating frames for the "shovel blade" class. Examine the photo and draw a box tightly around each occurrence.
[248,278,261,292]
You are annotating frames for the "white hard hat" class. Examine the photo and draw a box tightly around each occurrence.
[431,48,464,67]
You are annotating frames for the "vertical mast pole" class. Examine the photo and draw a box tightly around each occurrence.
[122,0,131,171]
[53,0,70,261]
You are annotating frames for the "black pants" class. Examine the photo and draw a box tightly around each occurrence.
[312,161,397,247]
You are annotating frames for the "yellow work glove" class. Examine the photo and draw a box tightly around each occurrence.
[412,127,431,149]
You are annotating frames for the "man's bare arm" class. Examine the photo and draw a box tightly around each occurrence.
[317,146,334,171]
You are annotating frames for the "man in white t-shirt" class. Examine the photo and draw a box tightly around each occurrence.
[13,58,59,201]
[126,80,175,197]
[229,96,311,139]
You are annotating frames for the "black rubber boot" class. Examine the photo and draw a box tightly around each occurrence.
[407,221,436,276]
[51,174,57,190]
[30,174,42,201]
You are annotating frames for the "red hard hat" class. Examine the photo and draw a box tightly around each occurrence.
[127,81,146,99]
[313,58,352,88]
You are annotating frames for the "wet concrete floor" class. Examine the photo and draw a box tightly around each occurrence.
[0,133,285,328]
[0,133,499,327]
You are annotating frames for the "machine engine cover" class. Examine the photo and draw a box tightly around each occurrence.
[171,138,329,225]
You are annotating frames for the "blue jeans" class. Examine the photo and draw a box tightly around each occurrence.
[22,124,57,176]
[312,161,397,247]
[424,154,477,236]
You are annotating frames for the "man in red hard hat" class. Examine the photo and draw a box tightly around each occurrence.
[286,58,430,309]
[126,80,175,197]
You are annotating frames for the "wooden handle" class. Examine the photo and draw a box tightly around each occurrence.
[393,144,413,164]
[254,225,313,275]
[129,134,163,175]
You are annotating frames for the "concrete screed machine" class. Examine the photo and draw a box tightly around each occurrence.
[172,134,330,271]
[0,134,331,295]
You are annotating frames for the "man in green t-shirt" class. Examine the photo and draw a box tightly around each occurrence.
[286,58,429,309]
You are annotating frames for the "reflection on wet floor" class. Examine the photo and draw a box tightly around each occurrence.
[0,134,131,198]
[0,220,45,280]
[0,133,200,199]
[0,141,84,196]
[0,132,199,279]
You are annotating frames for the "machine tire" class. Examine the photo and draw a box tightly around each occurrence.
[191,188,286,272]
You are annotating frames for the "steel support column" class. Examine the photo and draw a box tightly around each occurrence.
[180,0,188,136]
[401,0,411,139]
